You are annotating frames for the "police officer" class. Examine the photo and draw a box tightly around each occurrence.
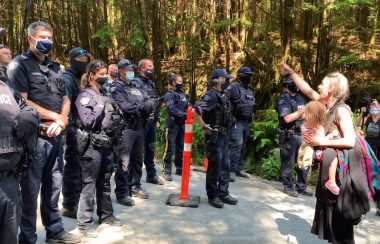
[193,68,238,208]
[134,59,164,185]
[275,74,312,197]
[224,67,256,181]
[103,64,118,95]
[0,62,39,244]
[8,21,80,243]
[162,73,189,181]
[75,60,122,237]
[62,47,91,218]
[112,58,152,204]
[0,44,12,85]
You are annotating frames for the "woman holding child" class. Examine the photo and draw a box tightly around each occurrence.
[279,64,369,244]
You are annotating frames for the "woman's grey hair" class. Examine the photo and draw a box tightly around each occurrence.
[27,21,53,36]
[325,72,349,101]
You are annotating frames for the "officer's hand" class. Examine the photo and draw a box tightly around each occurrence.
[47,122,63,137]
[360,106,367,114]
[202,124,214,135]
[55,114,68,129]
[156,121,160,128]
[15,109,39,141]
[142,101,153,115]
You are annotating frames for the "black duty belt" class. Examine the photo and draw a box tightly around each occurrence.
[0,170,14,180]
[214,126,228,134]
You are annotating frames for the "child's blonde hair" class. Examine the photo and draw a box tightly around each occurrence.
[304,101,327,128]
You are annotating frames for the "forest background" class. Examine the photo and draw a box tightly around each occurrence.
[1,0,379,179]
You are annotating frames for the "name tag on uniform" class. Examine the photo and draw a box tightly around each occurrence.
[297,105,304,110]
[31,72,43,76]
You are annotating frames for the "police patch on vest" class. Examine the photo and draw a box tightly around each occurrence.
[8,61,18,71]
[80,97,90,105]
[130,89,142,96]
[245,94,254,101]
[0,94,12,104]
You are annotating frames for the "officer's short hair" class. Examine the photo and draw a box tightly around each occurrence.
[28,21,53,36]
[0,44,9,50]
[138,59,152,71]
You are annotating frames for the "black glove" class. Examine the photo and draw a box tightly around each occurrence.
[15,107,39,141]
[202,124,217,135]
[142,101,153,116]
[91,132,110,147]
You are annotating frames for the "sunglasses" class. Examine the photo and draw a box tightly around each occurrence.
[88,60,107,73]
[72,48,88,58]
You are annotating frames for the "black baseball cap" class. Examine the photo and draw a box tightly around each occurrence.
[211,68,232,79]
[237,66,253,75]
[282,74,295,84]
[69,47,90,59]
[118,59,134,69]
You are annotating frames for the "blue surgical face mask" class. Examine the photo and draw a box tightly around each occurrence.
[370,107,379,115]
[126,71,135,81]
[32,36,53,54]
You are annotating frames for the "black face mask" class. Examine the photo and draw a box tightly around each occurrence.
[110,71,118,78]
[287,83,299,93]
[240,76,252,86]
[222,81,230,91]
[146,69,155,79]
[175,84,183,91]
[96,76,108,86]
[70,59,89,76]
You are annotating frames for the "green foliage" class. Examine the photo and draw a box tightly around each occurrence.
[302,2,322,13]
[92,24,115,49]
[129,27,146,47]
[245,109,281,180]
[259,148,281,180]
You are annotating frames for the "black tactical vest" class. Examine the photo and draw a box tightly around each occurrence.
[203,90,232,128]
[0,80,22,154]
[232,83,256,121]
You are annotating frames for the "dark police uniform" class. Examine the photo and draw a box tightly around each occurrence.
[224,81,256,175]
[275,92,309,193]
[0,80,27,244]
[193,87,232,200]
[76,87,120,230]
[62,67,82,215]
[111,78,152,200]
[103,79,115,96]
[162,88,189,177]
[8,50,68,243]
[134,76,161,181]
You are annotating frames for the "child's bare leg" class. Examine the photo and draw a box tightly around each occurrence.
[328,158,338,185]
[325,158,340,195]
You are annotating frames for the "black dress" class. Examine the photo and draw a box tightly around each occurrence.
[311,147,355,244]
[311,102,357,244]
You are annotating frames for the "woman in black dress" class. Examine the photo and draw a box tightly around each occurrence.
[279,64,364,243]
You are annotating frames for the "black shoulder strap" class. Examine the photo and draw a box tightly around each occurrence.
[168,90,180,104]
[323,101,351,133]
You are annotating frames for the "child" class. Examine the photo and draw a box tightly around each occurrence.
[298,101,340,195]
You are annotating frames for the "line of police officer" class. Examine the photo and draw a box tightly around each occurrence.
[0,20,259,242]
